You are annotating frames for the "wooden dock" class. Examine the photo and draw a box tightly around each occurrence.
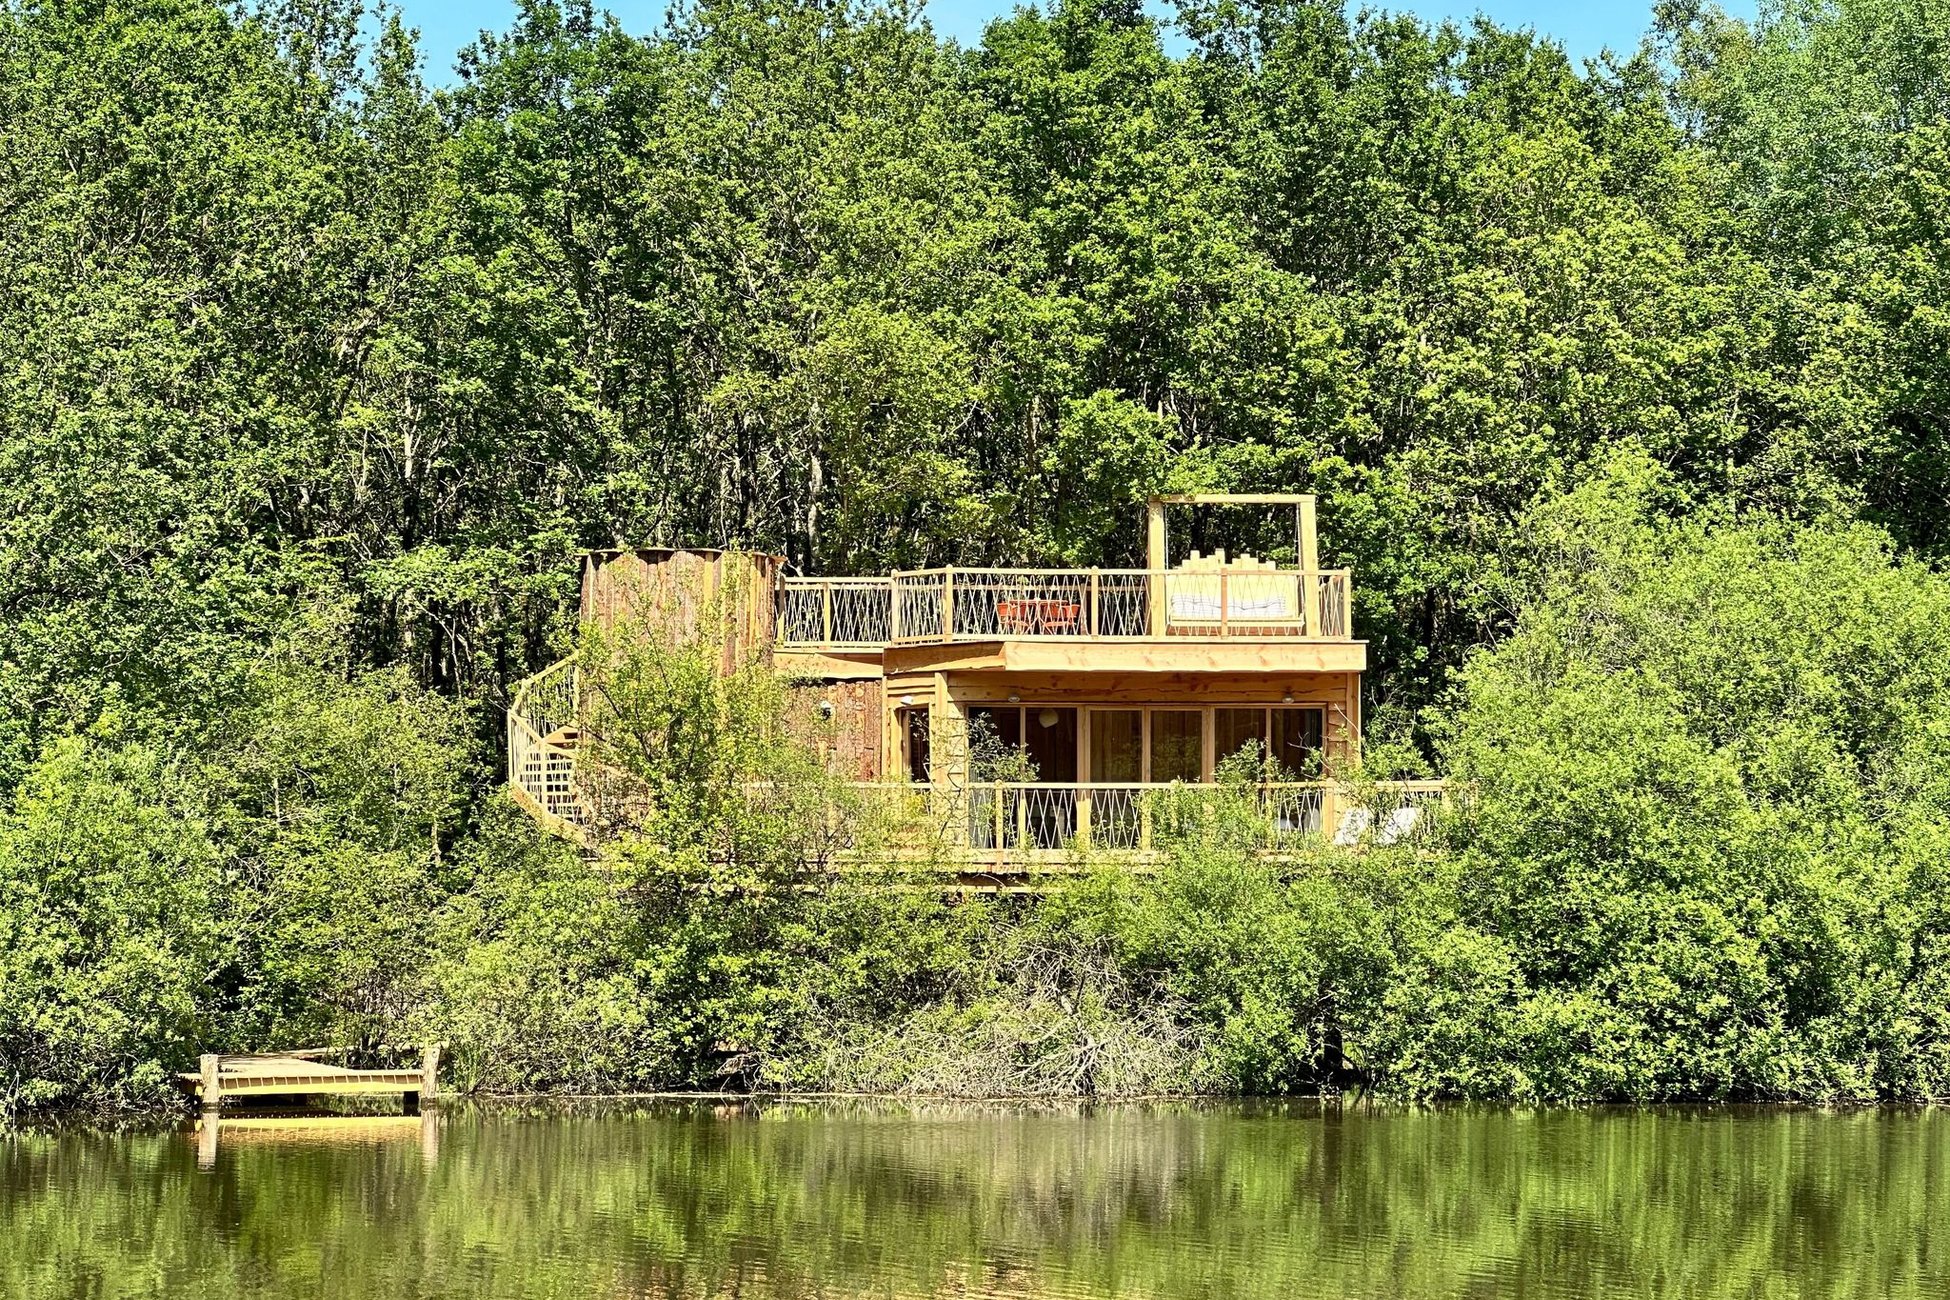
[179,1046,441,1111]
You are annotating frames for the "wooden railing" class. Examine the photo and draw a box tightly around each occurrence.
[776,568,1352,647]
[506,655,591,841]
[841,779,1444,858]
[774,577,895,648]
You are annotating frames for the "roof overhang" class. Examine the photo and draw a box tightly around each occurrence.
[774,648,885,681]
[882,639,1365,677]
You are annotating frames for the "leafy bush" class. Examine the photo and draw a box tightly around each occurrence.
[0,739,223,1118]
[1421,454,1950,1100]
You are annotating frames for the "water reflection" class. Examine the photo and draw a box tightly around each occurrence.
[3,1101,1943,1299]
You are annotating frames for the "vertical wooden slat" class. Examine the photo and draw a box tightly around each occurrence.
[1146,500,1168,636]
[941,568,956,643]
[1219,569,1230,638]
[1089,568,1101,637]
[821,580,834,647]
[1300,495,1323,637]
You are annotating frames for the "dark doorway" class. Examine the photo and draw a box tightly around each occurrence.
[903,707,931,783]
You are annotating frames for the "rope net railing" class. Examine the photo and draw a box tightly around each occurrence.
[776,569,1352,647]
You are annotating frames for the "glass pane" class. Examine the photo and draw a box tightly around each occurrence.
[1150,710,1203,783]
[1271,708,1324,778]
[1089,711,1143,783]
[1214,708,1266,773]
[966,705,1022,779]
[904,708,931,783]
[1023,707,1078,784]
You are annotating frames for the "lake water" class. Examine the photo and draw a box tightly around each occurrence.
[3,1101,1945,1298]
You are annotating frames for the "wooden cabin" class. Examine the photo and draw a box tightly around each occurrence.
[510,496,1424,868]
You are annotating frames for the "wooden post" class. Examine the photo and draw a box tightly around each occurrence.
[821,580,834,646]
[1297,495,1319,571]
[1219,568,1230,638]
[199,1053,221,1111]
[1089,569,1101,637]
[941,568,956,643]
[934,671,963,790]
[1147,498,1168,570]
[1146,499,1167,636]
[1299,496,1322,637]
[421,1043,442,1104]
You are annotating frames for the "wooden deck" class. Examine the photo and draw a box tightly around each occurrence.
[179,1047,441,1111]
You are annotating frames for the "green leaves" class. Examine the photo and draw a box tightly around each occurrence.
[0,739,222,1118]
[1423,460,1950,1099]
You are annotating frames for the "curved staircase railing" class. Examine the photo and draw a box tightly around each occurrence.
[507,655,591,843]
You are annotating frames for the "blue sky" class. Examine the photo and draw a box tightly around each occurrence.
[406,0,1759,81]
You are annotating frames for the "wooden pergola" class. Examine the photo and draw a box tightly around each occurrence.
[1143,493,1319,573]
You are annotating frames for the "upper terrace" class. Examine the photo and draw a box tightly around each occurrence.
[777,565,1351,647]
[774,494,1356,653]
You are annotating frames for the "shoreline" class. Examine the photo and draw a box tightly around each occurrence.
[7,1091,1940,1136]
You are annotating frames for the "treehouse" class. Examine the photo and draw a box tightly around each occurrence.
[508,495,1439,876]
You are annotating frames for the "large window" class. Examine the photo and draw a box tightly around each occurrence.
[1215,707,1324,778]
[967,704,1077,783]
[1149,710,1203,783]
[1271,708,1324,778]
[966,704,1078,851]
[1084,705,1326,783]
[1215,708,1264,768]
[1089,710,1143,783]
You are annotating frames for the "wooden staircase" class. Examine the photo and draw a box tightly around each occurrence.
[507,658,593,843]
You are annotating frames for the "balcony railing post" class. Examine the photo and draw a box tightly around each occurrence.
[1089,569,1101,637]
[942,567,955,644]
[1077,785,1092,847]
[1219,568,1230,638]
[821,580,834,647]
[891,576,904,642]
[1303,568,1323,638]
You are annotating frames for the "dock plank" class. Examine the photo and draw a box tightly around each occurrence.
[179,1047,441,1109]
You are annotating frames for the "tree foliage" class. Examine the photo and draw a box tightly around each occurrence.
[7,0,1950,1109]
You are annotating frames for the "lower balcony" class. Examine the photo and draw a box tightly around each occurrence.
[846,780,1445,869]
